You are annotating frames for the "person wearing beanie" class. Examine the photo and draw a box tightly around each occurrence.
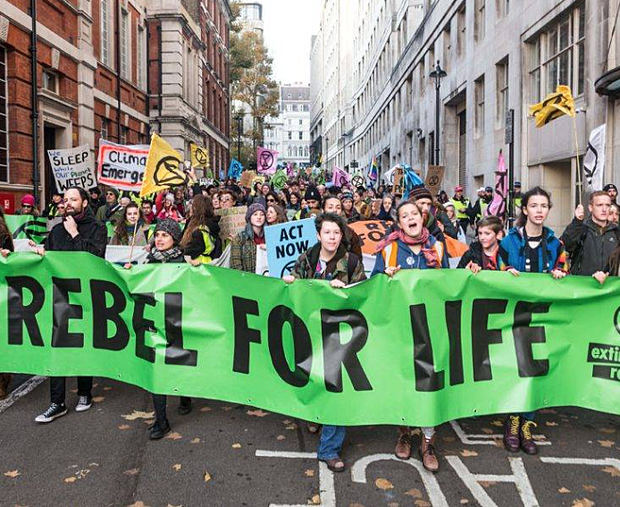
[156,192,183,222]
[16,194,39,216]
[96,187,123,225]
[230,203,266,273]
[452,184,471,234]
[409,185,457,242]
[604,183,618,206]
[340,192,360,223]
[297,186,322,219]
[124,217,191,439]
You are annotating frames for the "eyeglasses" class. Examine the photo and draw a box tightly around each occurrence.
[106,192,115,196]
[266,198,276,203]
[22,204,33,209]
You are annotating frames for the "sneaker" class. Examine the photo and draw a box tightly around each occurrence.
[520,419,538,455]
[503,415,521,452]
[35,403,68,423]
[75,396,92,412]
[149,420,171,440]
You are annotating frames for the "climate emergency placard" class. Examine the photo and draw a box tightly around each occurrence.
[97,141,149,192]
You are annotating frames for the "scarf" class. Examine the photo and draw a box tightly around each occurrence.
[147,246,183,263]
[376,227,440,268]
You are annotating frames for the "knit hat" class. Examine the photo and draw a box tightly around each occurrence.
[245,203,266,222]
[106,187,120,198]
[304,186,321,202]
[164,193,175,203]
[603,183,618,192]
[155,218,182,245]
[455,185,464,192]
[485,186,493,193]
[341,192,353,201]
[409,185,433,201]
[21,194,35,206]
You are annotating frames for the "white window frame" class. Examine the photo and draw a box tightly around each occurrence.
[120,8,130,80]
[474,75,485,138]
[137,24,146,90]
[496,58,508,127]
[101,0,110,66]
[475,0,486,42]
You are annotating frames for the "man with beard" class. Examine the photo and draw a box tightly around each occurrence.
[34,187,108,423]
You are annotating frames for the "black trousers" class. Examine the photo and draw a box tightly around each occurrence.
[50,376,93,405]
[152,394,191,424]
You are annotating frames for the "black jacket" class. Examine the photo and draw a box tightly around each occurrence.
[560,217,620,275]
[44,208,107,257]
[457,241,499,270]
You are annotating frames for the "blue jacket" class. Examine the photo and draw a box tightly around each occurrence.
[371,236,448,276]
[498,226,568,273]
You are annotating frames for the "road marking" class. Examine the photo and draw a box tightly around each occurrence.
[446,456,539,507]
[255,449,335,507]
[541,457,620,470]
[450,420,551,446]
[0,376,45,415]
[350,453,448,506]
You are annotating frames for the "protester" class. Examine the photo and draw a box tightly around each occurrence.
[341,192,360,223]
[128,219,192,439]
[603,183,618,206]
[141,200,155,224]
[444,202,466,242]
[353,188,370,219]
[452,185,470,233]
[322,196,363,257]
[43,192,64,218]
[34,187,107,423]
[288,192,301,210]
[0,207,14,400]
[16,194,38,216]
[468,187,491,226]
[219,189,237,209]
[513,181,523,211]
[230,203,266,272]
[410,186,457,241]
[371,201,448,472]
[89,187,106,212]
[437,190,450,204]
[457,216,503,271]
[498,186,568,455]
[298,186,321,219]
[283,213,365,473]
[157,192,183,222]
[609,203,619,225]
[180,195,222,265]
[375,194,396,221]
[266,203,288,225]
[560,191,619,276]
[109,202,149,246]
[96,188,123,224]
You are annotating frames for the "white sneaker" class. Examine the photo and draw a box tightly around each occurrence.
[35,403,68,423]
[75,396,92,412]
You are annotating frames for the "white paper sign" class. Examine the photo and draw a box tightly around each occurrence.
[47,145,96,192]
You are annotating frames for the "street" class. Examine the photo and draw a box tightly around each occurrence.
[1,377,618,506]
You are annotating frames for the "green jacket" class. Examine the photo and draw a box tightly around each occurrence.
[290,243,366,284]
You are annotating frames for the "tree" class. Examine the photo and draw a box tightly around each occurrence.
[229,2,280,167]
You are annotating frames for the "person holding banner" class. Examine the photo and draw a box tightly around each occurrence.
[126,218,192,439]
[322,196,363,257]
[371,201,448,472]
[43,191,64,219]
[230,203,266,273]
[181,195,222,265]
[0,207,14,400]
[109,202,149,246]
[457,216,503,272]
[498,186,568,455]
[283,213,366,473]
[35,187,108,423]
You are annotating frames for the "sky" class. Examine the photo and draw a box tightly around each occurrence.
[258,0,322,85]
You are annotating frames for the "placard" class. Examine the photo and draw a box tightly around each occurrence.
[264,218,317,277]
[47,145,96,192]
[97,141,149,192]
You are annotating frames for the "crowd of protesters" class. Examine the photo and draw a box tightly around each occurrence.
[0,167,618,475]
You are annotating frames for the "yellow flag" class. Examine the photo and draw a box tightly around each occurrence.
[190,143,209,169]
[529,85,576,128]
[140,134,188,197]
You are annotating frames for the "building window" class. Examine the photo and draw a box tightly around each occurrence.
[298,131,303,140]
[299,119,303,125]
[42,69,58,93]
[101,118,109,140]
[475,0,485,42]
[442,24,451,72]
[528,4,585,102]
[474,75,485,137]
[0,47,8,182]
[120,9,130,79]
[496,0,509,18]
[496,58,508,127]
[288,131,292,140]
[457,5,466,56]
[137,26,146,89]
[120,126,129,145]
[101,0,110,65]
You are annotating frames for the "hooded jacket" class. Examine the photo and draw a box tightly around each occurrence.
[290,243,366,284]
[499,226,568,273]
[45,207,107,257]
[560,217,620,275]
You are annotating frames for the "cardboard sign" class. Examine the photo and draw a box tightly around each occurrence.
[216,206,247,240]
[348,220,391,255]
[425,165,445,197]
[97,141,149,192]
[264,218,317,278]
[239,170,257,188]
[47,145,96,192]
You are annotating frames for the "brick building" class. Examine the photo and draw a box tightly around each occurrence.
[0,0,230,210]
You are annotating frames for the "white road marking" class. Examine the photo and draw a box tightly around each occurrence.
[0,376,45,415]
[541,457,620,470]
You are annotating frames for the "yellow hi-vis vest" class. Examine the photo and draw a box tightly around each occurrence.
[196,225,216,264]
[453,199,469,220]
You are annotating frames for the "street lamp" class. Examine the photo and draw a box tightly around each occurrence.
[234,114,243,161]
[429,60,447,165]
[325,135,329,168]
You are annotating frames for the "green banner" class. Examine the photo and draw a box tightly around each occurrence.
[5,215,48,244]
[1,252,619,426]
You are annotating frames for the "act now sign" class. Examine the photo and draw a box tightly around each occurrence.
[265,219,317,277]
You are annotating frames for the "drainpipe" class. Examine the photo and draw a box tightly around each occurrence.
[29,0,39,203]
[157,21,163,132]
[115,0,121,140]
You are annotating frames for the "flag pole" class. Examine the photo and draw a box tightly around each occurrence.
[572,114,583,206]
[128,219,139,265]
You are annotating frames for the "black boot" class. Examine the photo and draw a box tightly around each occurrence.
[149,419,171,440]
[178,397,192,416]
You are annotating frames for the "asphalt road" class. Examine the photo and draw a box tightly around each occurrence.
[0,377,618,507]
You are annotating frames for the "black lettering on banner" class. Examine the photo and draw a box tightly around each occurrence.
[232,296,261,373]
[164,293,197,366]
[51,277,84,347]
[471,299,508,381]
[320,309,372,393]
[409,304,445,392]
[445,301,464,385]
[513,301,550,377]
[132,293,156,363]
[6,276,44,346]
[91,280,129,351]
[268,305,312,387]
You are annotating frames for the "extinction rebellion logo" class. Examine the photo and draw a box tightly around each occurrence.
[586,306,620,382]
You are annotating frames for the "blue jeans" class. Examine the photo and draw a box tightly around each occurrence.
[317,425,346,460]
